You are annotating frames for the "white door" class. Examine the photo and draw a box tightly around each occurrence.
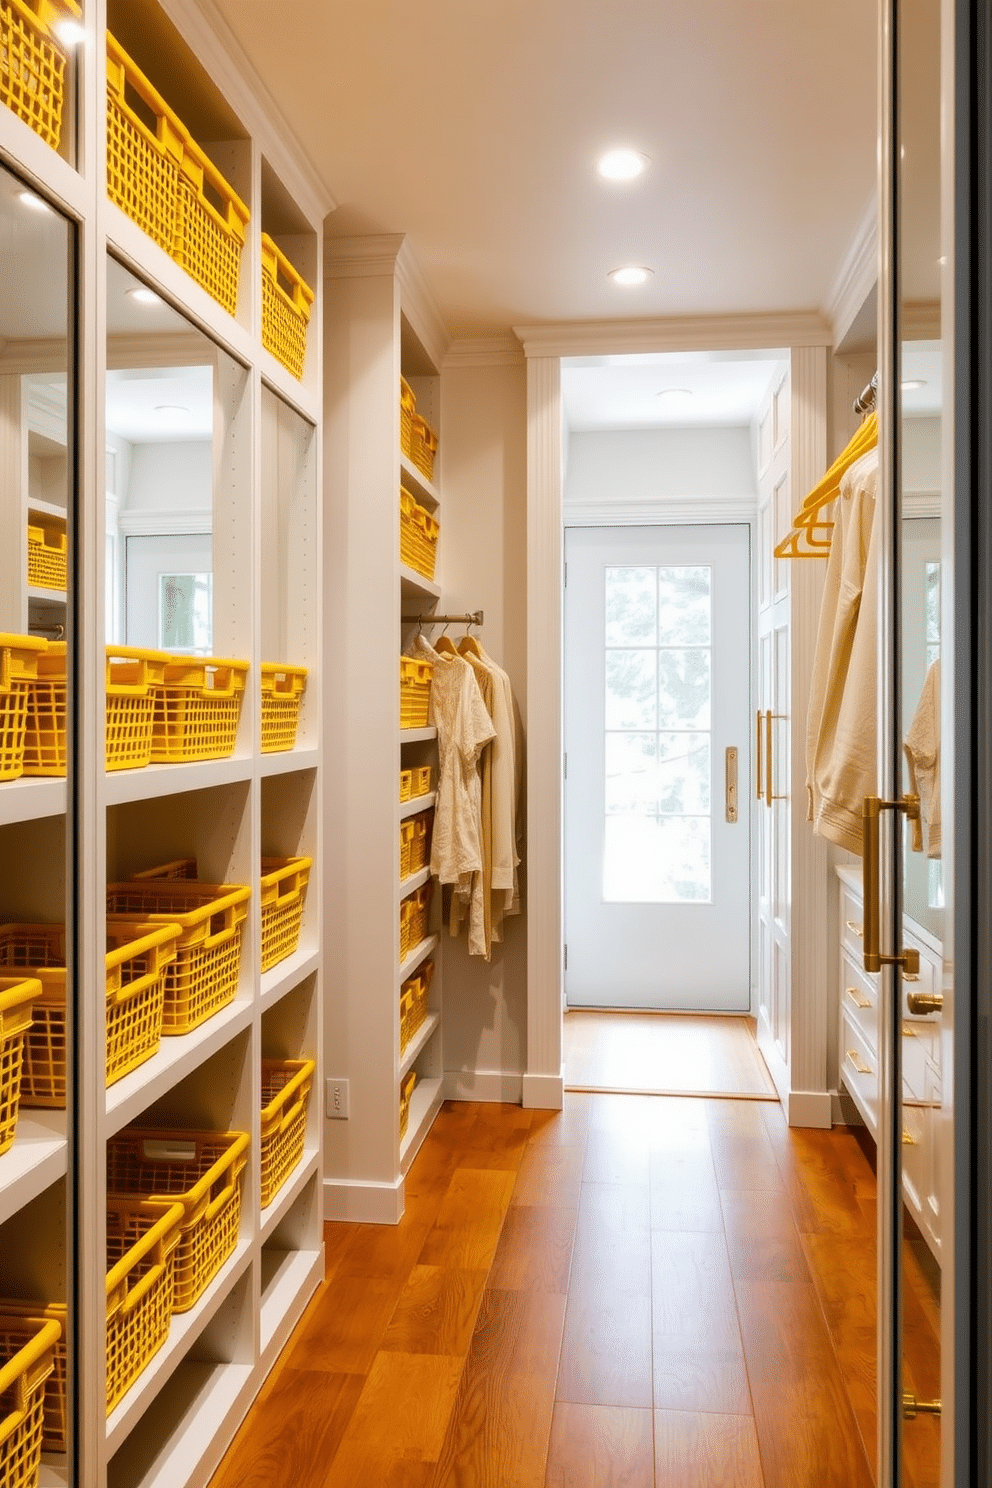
[124,533,213,652]
[564,523,751,1010]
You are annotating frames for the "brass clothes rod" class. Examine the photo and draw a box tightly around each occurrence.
[402,610,484,627]
[854,371,878,415]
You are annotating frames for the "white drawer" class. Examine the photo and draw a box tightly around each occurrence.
[840,883,868,962]
[901,946,940,1073]
[841,1009,878,1135]
[840,951,878,1054]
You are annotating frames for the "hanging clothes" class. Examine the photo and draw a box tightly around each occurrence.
[805,445,880,853]
[452,649,496,957]
[407,635,495,901]
[904,659,941,857]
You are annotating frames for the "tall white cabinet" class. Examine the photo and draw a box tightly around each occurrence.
[0,2,328,1484]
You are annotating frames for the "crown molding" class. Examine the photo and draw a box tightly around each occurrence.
[395,241,450,374]
[159,0,335,227]
[323,233,406,279]
[564,496,757,526]
[513,311,831,359]
[443,337,525,369]
[826,194,878,347]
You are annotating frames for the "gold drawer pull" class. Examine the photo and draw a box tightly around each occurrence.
[902,1025,917,1038]
[846,1049,873,1077]
[902,971,921,983]
[902,1128,918,1146]
[846,920,864,938]
[845,986,871,1010]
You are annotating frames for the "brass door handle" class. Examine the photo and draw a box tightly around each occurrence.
[764,709,773,807]
[861,794,922,975]
[845,986,871,1010]
[845,1049,873,1077]
[907,991,943,1016]
[903,1393,941,1419]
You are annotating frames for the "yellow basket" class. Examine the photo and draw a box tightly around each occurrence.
[0,920,180,1101]
[105,33,250,313]
[107,1128,250,1314]
[400,810,432,881]
[410,413,439,482]
[400,656,432,730]
[260,663,307,753]
[400,377,416,457]
[0,975,39,1156]
[20,644,172,776]
[399,1069,417,1141]
[150,656,248,763]
[105,1197,183,1414]
[108,877,251,1035]
[0,1313,60,1488]
[400,959,433,1054]
[399,768,413,803]
[413,764,432,798]
[0,633,47,783]
[399,880,433,962]
[0,1302,66,1455]
[260,856,312,973]
[260,1058,314,1207]
[399,488,439,581]
[261,233,314,381]
[0,0,77,152]
[26,518,67,592]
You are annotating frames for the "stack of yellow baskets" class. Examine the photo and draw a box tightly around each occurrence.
[259,1058,315,1207]
[400,657,432,729]
[399,377,440,482]
[0,0,81,152]
[399,487,439,581]
[261,234,315,381]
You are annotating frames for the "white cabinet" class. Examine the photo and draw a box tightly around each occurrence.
[836,865,942,1260]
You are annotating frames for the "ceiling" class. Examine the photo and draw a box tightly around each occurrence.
[562,351,787,433]
[210,0,880,339]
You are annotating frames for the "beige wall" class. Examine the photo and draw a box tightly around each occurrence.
[436,356,529,1091]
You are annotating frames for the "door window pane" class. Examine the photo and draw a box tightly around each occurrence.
[605,566,657,645]
[605,649,657,729]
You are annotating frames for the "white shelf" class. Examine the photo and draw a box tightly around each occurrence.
[400,1012,440,1080]
[0,1111,67,1225]
[256,1249,322,1375]
[260,947,320,1012]
[400,566,441,604]
[105,1000,254,1136]
[27,499,67,522]
[259,358,321,429]
[400,455,440,510]
[105,1239,253,1454]
[27,587,66,604]
[103,757,254,806]
[259,1149,320,1244]
[400,727,437,744]
[400,1076,444,1173]
[0,778,66,827]
[107,1360,255,1488]
[399,790,436,821]
[399,866,431,900]
[259,747,319,779]
[399,933,439,983]
[259,1244,322,1352]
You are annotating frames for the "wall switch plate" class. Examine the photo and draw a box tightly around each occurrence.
[326,1078,349,1119]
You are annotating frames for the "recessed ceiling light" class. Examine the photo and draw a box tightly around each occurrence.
[901,378,926,391]
[608,265,653,287]
[597,148,649,182]
[128,287,161,306]
[154,404,191,419]
[656,387,695,400]
[937,255,948,266]
[53,19,85,45]
[18,191,50,213]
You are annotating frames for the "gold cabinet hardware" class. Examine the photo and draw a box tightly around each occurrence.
[906,990,943,1016]
[845,986,871,1010]
[903,1393,941,1420]
[846,920,864,938]
[845,1049,873,1077]
[755,710,763,800]
[902,970,921,982]
[764,709,773,807]
[726,746,739,823]
[901,1128,918,1145]
[901,1025,916,1038]
[861,794,922,974]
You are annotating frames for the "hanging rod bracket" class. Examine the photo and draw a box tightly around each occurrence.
[402,610,484,628]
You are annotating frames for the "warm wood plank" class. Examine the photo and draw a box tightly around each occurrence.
[327,1351,465,1481]
[556,1290,654,1409]
[332,1216,434,1282]
[570,1182,652,1299]
[563,1011,775,1096]
[801,1231,877,1474]
[528,1092,593,1149]
[511,1143,586,1208]
[651,1230,742,1342]
[207,1368,366,1488]
[768,1126,875,1238]
[284,1275,412,1375]
[418,1167,518,1269]
[488,1204,578,1294]
[708,1107,786,1191]
[653,1409,764,1488]
[720,1187,812,1283]
[651,1334,754,1416]
[381,1264,489,1356]
[650,1149,724,1232]
[737,1279,874,1487]
[430,1290,568,1488]
[544,1403,654,1488]
[582,1128,652,1187]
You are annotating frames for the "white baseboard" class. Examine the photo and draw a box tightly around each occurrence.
[445,1069,524,1103]
[757,1006,832,1129]
[322,1176,404,1225]
[521,1072,564,1110]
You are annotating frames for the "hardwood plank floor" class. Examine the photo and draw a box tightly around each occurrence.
[208,1090,940,1488]
[563,1010,777,1096]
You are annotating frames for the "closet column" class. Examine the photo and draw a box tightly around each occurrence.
[523,353,563,1109]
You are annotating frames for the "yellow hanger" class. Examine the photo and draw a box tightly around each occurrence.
[774,412,877,560]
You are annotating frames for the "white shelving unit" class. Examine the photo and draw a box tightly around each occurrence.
[324,236,448,1223]
[0,2,330,1485]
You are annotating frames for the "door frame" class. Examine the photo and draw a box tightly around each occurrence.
[515,319,834,1114]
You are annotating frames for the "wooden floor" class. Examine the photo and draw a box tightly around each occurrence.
[208,1094,940,1488]
[563,1011,777,1097]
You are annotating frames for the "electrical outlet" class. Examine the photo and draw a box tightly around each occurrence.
[326,1078,349,1119]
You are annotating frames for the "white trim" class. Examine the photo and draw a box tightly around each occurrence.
[514,312,830,359]
[118,510,212,536]
[324,234,406,279]
[783,1089,833,1129]
[322,1176,405,1225]
[445,1069,525,1103]
[826,194,878,348]
[395,242,451,373]
[444,337,525,369]
[564,496,758,526]
[522,1073,565,1111]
